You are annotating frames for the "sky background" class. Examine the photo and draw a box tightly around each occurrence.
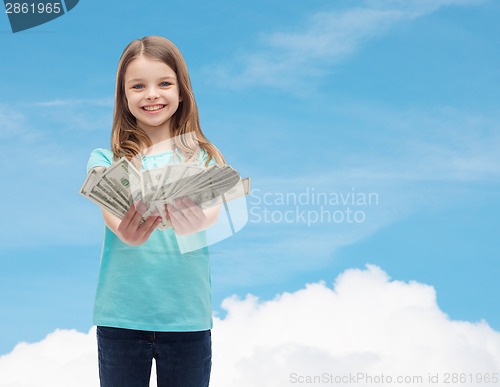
[0,0,499,385]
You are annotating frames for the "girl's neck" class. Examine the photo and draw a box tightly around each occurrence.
[141,125,175,155]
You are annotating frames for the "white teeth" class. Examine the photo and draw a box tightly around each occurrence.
[143,105,164,111]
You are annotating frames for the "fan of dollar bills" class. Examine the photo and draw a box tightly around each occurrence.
[80,157,250,230]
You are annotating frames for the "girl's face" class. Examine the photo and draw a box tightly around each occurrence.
[124,55,181,135]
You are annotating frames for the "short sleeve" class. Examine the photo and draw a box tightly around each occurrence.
[87,148,114,173]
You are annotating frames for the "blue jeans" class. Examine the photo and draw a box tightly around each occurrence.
[97,326,211,387]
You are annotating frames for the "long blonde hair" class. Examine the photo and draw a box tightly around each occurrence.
[110,36,225,166]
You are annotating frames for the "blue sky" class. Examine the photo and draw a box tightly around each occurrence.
[0,0,499,358]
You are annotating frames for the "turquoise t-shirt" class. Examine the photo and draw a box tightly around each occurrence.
[87,148,213,332]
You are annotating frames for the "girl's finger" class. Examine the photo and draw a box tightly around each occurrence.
[127,201,148,231]
[118,204,139,233]
[167,205,192,234]
[168,204,189,226]
[141,216,161,239]
[179,198,205,223]
[172,198,205,230]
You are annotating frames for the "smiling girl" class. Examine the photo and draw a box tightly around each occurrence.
[86,36,224,387]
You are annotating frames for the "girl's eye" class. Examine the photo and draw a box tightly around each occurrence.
[132,84,144,90]
[160,82,171,87]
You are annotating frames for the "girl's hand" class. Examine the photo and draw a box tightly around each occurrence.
[165,197,208,236]
[116,201,161,246]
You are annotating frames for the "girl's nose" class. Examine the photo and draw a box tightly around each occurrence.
[146,88,160,100]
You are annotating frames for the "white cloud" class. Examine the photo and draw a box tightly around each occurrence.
[31,97,113,107]
[0,328,99,387]
[351,105,500,183]
[213,264,500,386]
[211,0,484,91]
[0,104,44,143]
[0,99,112,143]
[365,0,484,14]
[1,265,499,387]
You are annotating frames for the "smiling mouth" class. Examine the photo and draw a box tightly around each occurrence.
[142,105,165,111]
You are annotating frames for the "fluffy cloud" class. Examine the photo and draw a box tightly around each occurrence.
[1,265,499,387]
[0,328,99,387]
[211,265,500,386]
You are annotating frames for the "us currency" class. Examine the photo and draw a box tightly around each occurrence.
[105,159,170,229]
[81,157,249,229]
[222,177,250,201]
[155,163,203,202]
[81,160,169,229]
[170,165,238,201]
[80,168,127,219]
[141,167,164,204]
[102,158,143,206]
[190,176,251,209]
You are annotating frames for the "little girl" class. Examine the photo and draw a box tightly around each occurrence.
[86,36,225,387]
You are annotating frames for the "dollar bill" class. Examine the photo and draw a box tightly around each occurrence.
[80,168,127,219]
[80,157,250,230]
